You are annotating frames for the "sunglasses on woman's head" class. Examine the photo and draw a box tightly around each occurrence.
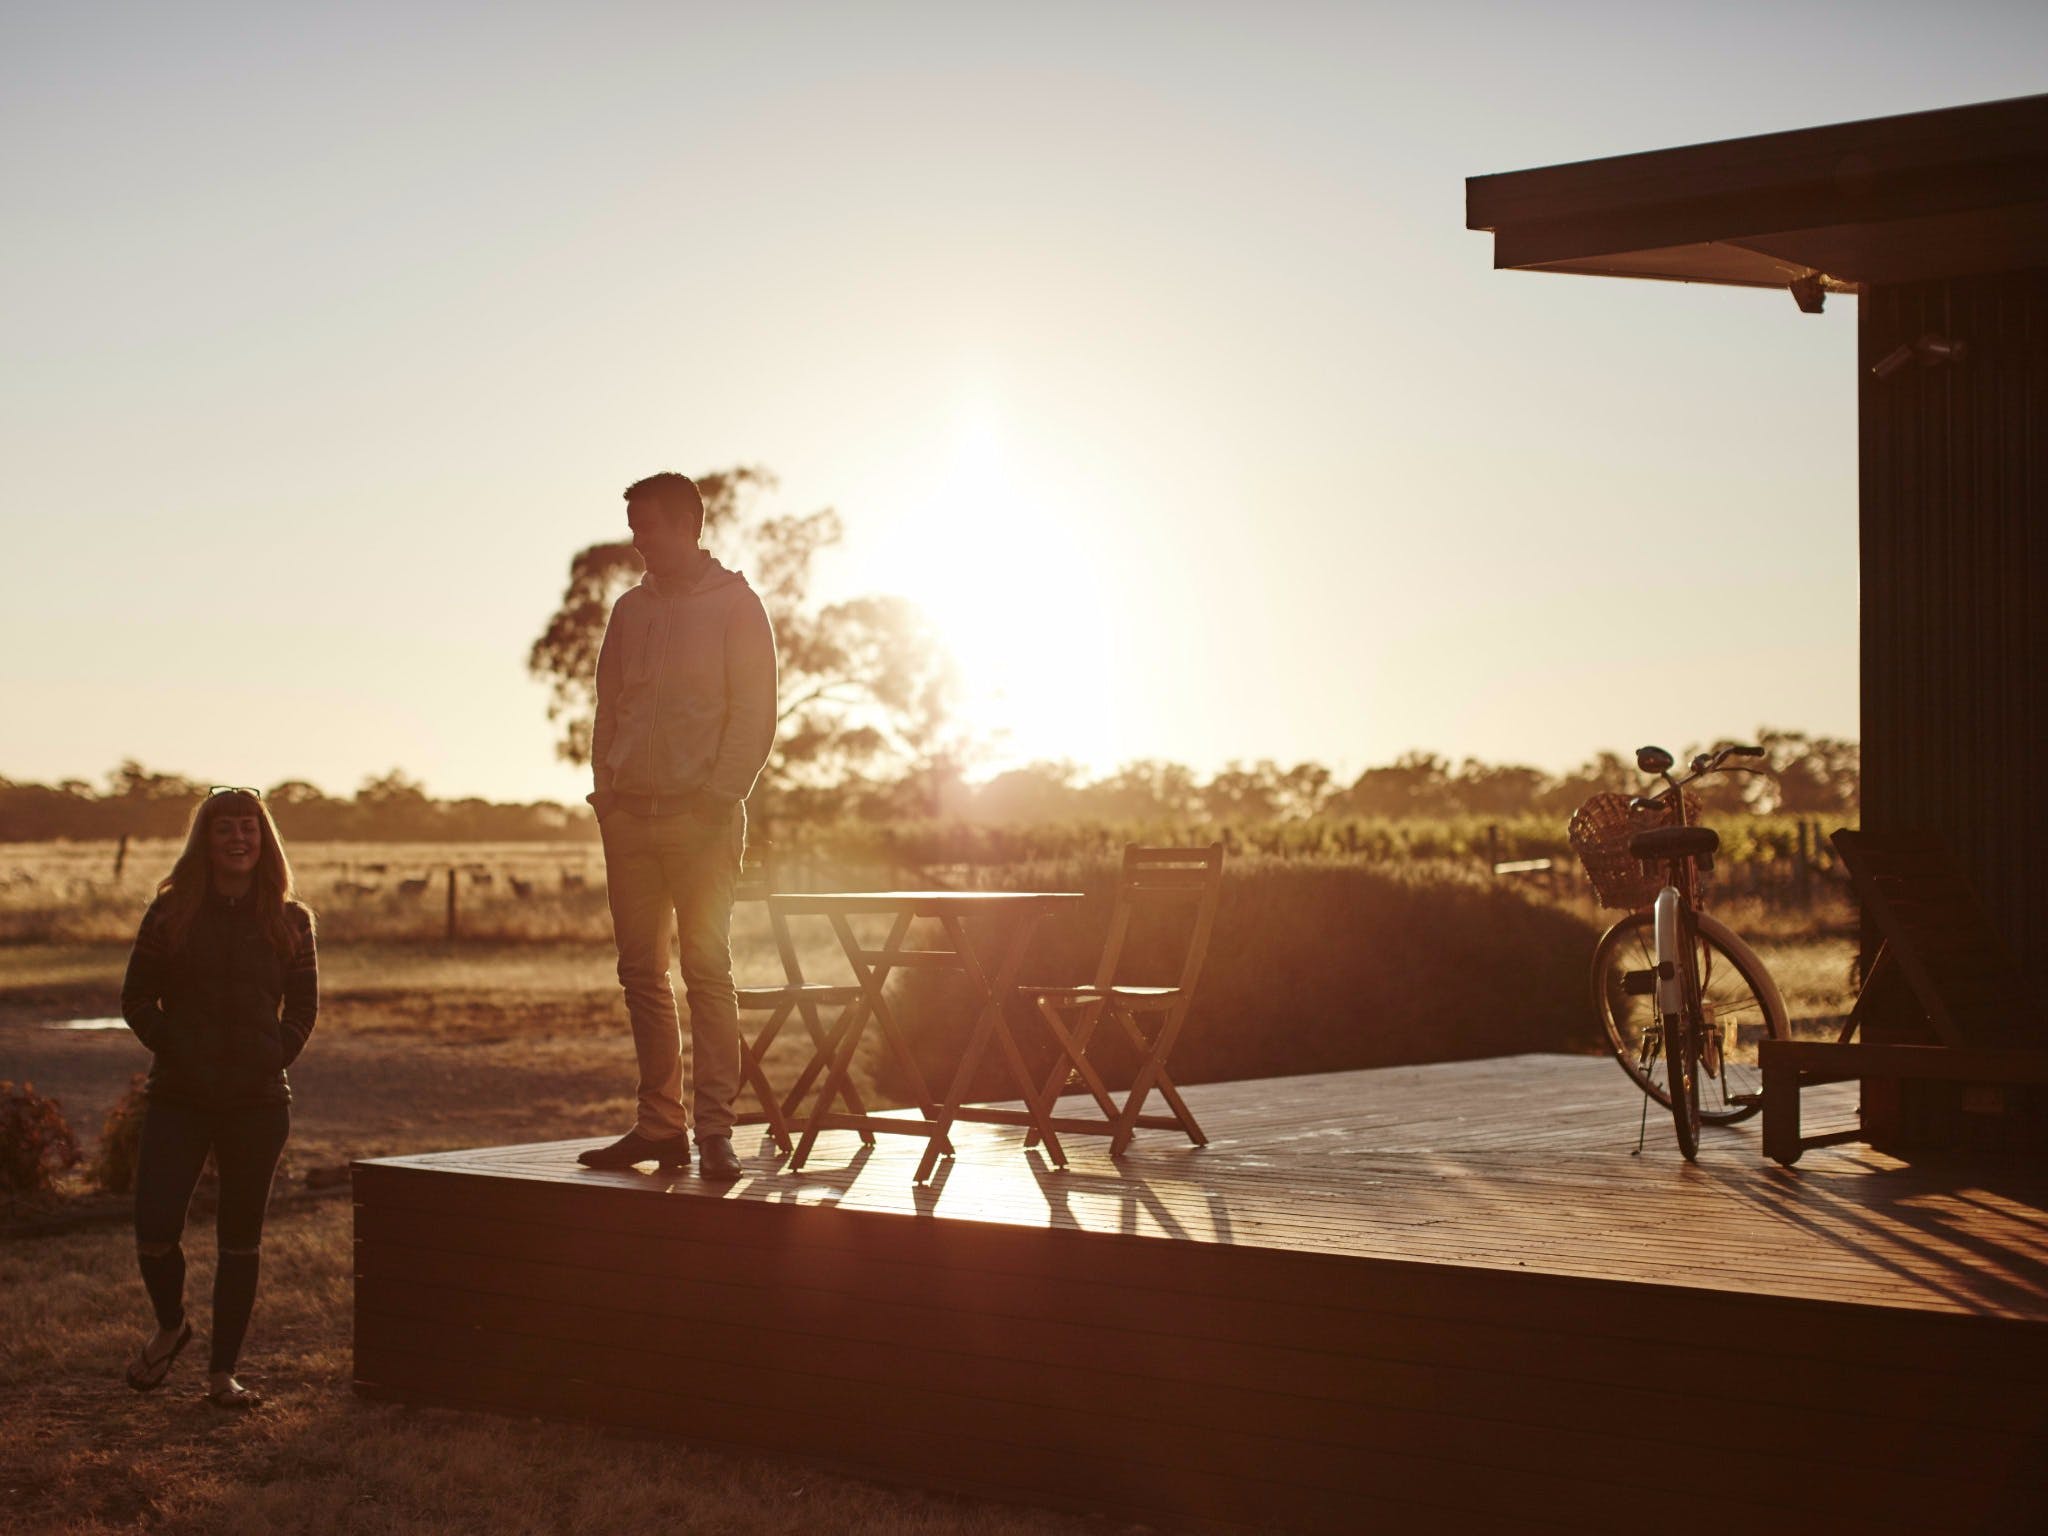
[208,786,262,799]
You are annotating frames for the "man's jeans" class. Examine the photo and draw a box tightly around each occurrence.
[599,803,744,1141]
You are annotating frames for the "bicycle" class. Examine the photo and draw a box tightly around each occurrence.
[1572,744,1792,1160]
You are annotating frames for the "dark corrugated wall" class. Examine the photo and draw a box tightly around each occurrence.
[1860,266,2047,1003]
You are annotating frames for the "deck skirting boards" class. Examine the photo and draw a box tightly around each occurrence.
[353,1058,2048,1534]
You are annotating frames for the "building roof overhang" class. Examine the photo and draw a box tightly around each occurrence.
[1466,93,2048,294]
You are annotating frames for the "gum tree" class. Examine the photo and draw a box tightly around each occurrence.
[527,468,957,809]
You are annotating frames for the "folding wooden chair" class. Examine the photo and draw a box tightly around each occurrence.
[1760,829,2048,1164]
[1020,844,1225,1156]
[732,845,871,1154]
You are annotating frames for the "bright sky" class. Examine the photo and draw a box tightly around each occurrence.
[4,2,2044,803]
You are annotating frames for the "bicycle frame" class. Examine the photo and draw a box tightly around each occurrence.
[1630,743,1765,1156]
[1652,885,1689,1044]
[1650,781,1705,1045]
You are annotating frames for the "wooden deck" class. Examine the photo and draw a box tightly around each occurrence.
[353,1054,2048,1534]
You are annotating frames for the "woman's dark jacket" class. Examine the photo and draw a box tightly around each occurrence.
[121,892,319,1108]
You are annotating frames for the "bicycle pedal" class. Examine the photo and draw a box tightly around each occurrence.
[1729,1092,1762,1106]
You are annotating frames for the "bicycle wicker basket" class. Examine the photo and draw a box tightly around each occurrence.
[1568,790,1709,911]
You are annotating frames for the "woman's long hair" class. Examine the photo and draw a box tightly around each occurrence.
[155,790,307,958]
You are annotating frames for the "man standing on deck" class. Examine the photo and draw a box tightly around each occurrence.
[578,472,778,1182]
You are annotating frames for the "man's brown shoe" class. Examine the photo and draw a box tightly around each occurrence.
[697,1134,743,1181]
[577,1130,691,1170]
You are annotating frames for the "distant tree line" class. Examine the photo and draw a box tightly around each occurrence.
[0,764,584,844]
[827,727,1855,827]
[2,731,1855,844]
[518,467,1853,833]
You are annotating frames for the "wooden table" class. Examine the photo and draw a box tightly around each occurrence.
[770,891,1084,1181]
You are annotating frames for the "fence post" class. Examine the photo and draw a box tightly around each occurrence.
[1796,821,1814,909]
[113,834,129,882]
[1486,824,1500,874]
[445,866,458,941]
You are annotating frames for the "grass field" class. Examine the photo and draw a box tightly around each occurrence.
[1,925,1110,1535]
[1,841,1857,1534]
[0,820,1850,946]
[0,925,869,1179]
[0,1199,1105,1536]
[0,842,613,945]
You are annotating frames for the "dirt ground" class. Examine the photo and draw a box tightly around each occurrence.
[1,1193,1101,1536]
[0,933,886,1182]
[2,923,1851,1534]
[1,938,1116,1536]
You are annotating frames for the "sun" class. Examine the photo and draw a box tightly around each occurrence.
[887,408,1119,770]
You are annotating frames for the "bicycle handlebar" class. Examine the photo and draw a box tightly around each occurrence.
[1628,743,1770,812]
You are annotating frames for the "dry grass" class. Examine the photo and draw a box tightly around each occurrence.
[0,853,1860,1174]
[0,1201,1100,1536]
[0,924,1109,1535]
[0,922,888,1180]
[1750,931,1859,1026]
[0,842,614,945]
[0,834,1857,947]
[0,845,1858,1534]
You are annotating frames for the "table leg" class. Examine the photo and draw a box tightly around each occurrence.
[951,913,1069,1165]
[773,908,876,1146]
[917,911,1055,1181]
[791,910,957,1171]
[742,995,798,1154]
[785,1000,876,1145]
[837,911,950,1137]
[789,991,869,1171]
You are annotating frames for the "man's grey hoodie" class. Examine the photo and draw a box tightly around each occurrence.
[590,556,778,810]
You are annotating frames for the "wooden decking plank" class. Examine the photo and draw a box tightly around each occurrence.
[354,1321,1918,1536]
[356,1155,2048,1343]
[352,1268,2043,1479]
[352,1055,2048,1535]
[353,1235,2045,1429]
[351,1061,2038,1327]
[350,1243,2037,1438]
[358,1142,2038,1274]
[354,1155,2048,1356]
[346,1192,2045,1387]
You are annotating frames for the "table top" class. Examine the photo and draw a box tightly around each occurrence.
[768,890,1084,914]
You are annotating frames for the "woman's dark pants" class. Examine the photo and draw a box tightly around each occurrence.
[133,1100,290,1375]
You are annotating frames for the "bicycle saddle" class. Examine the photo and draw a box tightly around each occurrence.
[1628,826,1720,862]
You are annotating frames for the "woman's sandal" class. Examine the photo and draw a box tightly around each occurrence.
[124,1319,193,1392]
[206,1378,264,1412]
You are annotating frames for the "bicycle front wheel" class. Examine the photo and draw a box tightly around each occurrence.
[1668,995,1702,1160]
[1591,910,1780,1123]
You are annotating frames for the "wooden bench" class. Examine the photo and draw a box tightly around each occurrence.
[1761,829,2048,1165]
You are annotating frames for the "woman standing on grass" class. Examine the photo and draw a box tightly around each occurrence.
[118,787,317,1410]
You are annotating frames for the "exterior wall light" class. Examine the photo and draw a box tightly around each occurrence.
[1871,333,1968,380]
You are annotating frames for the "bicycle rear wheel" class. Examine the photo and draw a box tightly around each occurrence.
[1591,910,1780,1123]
